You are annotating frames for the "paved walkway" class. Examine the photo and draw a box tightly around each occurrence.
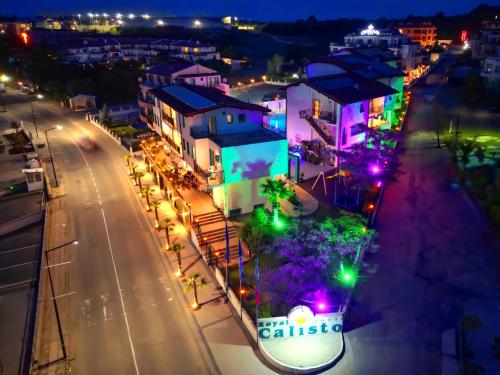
[335,56,500,375]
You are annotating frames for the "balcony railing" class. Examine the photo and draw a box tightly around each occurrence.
[137,95,153,109]
[369,105,384,115]
[299,109,336,145]
[300,108,336,123]
[162,113,175,128]
[193,160,224,186]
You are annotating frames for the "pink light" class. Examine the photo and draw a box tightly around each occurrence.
[318,303,326,311]
[375,181,382,188]
[371,165,380,174]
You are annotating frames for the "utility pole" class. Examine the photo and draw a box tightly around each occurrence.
[45,127,60,187]
[31,102,39,138]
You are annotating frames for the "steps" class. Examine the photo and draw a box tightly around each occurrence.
[193,210,226,226]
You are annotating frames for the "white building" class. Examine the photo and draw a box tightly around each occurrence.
[149,84,288,216]
[481,57,500,91]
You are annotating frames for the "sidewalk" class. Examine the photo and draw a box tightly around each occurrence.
[126,154,277,375]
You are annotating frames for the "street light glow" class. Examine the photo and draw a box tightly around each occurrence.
[142,14,151,19]
[36,94,44,99]
[157,20,164,26]
[128,13,135,19]
[194,20,201,27]
[56,125,63,130]
[116,13,123,19]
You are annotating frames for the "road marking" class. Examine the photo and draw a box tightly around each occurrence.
[0,243,40,255]
[52,291,76,300]
[0,260,38,271]
[66,131,141,375]
[44,261,71,269]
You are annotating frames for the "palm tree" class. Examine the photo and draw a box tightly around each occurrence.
[131,171,144,190]
[260,178,294,224]
[169,242,185,277]
[150,200,162,228]
[182,272,207,310]
[124,154,133,174]
[447,137,485,182]
[161,218,176,250]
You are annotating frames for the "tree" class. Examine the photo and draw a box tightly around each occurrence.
[169,242,185,277]
[266,54,284,79]
[161,218,176,250]
[130,171,144,190]
[182,272,207,310]
[124,154,133,174]
[447,137,485,182]
[140,186,154,210]
[150,200,162,228]
[260,179,294,224]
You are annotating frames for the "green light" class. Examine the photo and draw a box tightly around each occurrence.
[339,265,357,287]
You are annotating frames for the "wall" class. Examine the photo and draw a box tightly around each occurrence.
[286,83,338,147]
[339,101,368,150]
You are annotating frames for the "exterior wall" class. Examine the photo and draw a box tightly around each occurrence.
[339,101,368,150]
[286,83,338,147]
[306,63,345,79]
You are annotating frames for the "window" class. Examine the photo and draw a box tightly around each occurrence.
[351,123,366,137]
[359,103,364,113]
[341,128,347,145]
[191,144,196,159]
[312,99,320,119]
[226,114,233,124]
[238,113,246,123]
[182,139,186,151]
[209,116,217,134]
[209,149,215,166]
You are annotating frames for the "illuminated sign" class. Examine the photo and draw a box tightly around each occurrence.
[258,305,343,340]
[19,32,29,45]
[360,24,380,36]
[460,30,468,43]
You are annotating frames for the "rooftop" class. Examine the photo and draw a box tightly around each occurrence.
[335,47,399,63]
[311,54,405,80]
[146,61,194,77]
[191,127,285,148]
[292,74,398,105]
[150,84,270,116]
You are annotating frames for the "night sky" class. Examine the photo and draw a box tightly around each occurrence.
[4,0,494,21]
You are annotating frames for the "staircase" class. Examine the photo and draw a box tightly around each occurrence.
[300,110,335,145]
[193,210,226,226]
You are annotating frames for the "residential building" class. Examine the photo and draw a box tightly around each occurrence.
[0,20,31,35]
[330,24,424,83]
[138,60,229,128]
[471,19,500,60]
[286,73,399,162]
[60,37,221,64]
[397,22,437,47]
[149,84,288,216]
[480,57,500,91]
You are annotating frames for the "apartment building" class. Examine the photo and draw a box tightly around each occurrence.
[330,25,423,82]
[149,84,288,216]
[138,60,229,128]
[481,57,500,91]
[397,22,437,47]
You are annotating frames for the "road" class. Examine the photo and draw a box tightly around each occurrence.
[1,90,212,374]
[335,56,500,374]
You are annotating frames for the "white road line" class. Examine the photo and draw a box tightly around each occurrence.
[52,291,76,300]
[0,260,38,271]
[100,207,140,373]
[0,243,40,255]
[66,130,140,375]
[44,261,71,269]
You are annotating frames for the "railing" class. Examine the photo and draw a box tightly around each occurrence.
[262,122,286,137]
[299,109,336,145]
[162,135,181,154]
[193,160,224,185]
[137,95,153,108]
[162,112,175,128]
[370,105,384,115]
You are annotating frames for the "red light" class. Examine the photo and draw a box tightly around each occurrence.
[19,32,29,45]
[460,30,468,43]
[368,204,375,210]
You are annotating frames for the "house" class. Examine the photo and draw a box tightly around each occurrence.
[471,19,500,60]
[149,84,288,216]
[330,25,424,83]
[69,94,97,111]
[481,57,500,91]
[286,73,398,161]
[138,60,229,128]
[397,22,438,48]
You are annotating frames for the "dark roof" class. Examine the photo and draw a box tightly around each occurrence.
[177,72,219,78]
[191,127,285,147]
[146,61,194,77]
[290,74,398,105]
[311,54,405,80]
[336,47,399,63]
[150,84,270,116]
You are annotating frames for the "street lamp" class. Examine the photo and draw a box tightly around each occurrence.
[45,125,63,187]
[0,74,10,112]
[30,95,44,138]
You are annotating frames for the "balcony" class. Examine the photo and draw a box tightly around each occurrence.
[162,112,175,128]
[137,95,153,109]
[369,105,384,116]
[138,79,157,92]
[193,160,224,186]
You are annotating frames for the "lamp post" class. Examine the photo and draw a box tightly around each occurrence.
[45,125,62,187]
[31,94,43,138]
[0,73,10,112]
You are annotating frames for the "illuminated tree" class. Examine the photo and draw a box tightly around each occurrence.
[130,171,144,189]
[447,137,485,182]
[161,218,176,250]
[169,242,185,277]
[182,272,207,310]
[140,186,154,210]
[124,153,133,174]
[260,179,294,226]
[150,200,161,228]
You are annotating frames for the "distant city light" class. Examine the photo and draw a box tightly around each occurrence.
[292,73,299,79]
[102,13,109,18]
[116,13,123,19]
[87,12,93,17]
[157,20,164,26]
[128,13,135,19]
[142,14,151,19]
[117,20,124,25]
[194,20,201,28]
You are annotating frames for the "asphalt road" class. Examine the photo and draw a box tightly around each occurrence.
[1,90,211,374]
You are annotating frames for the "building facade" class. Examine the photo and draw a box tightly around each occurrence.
[149,84,288,216]
[480,57,500,91]
[397,22,437,47]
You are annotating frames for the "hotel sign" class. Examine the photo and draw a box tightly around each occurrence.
[257,306,343,340]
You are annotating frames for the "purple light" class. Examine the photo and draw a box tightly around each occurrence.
[375,180,382,188]
[318,302,326,311]
[371,165,380,174]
